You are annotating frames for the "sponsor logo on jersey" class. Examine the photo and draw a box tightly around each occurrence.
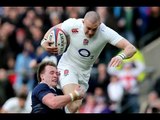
[83,39,89,45]
[71,28,79,33]
[64,69,69,76]
[78,49,90,57]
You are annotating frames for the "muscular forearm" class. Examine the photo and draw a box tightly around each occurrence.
[50,95,72,109]
[43,93,71,109]
[115,39,137,59]
[109,39,137,67]
[42,89,83,110]
[122,44,137,59]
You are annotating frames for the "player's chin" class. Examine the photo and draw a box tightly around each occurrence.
[53,52,58,55]
[88,35,94,38]
[51,81,58,86]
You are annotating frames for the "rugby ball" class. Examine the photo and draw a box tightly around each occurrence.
[48,28,67,55]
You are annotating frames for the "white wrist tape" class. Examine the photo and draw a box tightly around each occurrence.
[69,93,74,102]
[74,90,80,97]
[118,53,127,59]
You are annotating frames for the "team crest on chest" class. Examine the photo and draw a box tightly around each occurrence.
[71,28,79,33]
[83,39,89,45]
[64,69,69,76]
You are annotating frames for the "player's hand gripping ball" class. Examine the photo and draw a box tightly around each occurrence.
[48,28,68,55]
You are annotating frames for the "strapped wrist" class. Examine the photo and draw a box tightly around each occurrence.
[117,53,127,59]
[69,93,74,102]
[74,90,80,97]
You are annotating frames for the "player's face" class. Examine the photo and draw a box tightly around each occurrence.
[42,65,60,87]
[83,19,100,38]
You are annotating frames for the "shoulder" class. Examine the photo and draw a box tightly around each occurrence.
[2,97,18,107]
[34,83,49,89]
[32,83,49,94]
[61,18,83,35]
[32,83,53,101]
[99,23,116,33]
[96,23,110,38]
[62,18,83,26]
[7,97,18,103]
[64,18,82,22]
[99,23,121,37]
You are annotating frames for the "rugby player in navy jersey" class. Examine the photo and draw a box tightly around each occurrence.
[31,61,84,113]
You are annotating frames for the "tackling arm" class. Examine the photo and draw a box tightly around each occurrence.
[42,87,84,109]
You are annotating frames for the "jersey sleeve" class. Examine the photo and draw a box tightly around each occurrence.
[101,23,124,45]
[34,84,53,102]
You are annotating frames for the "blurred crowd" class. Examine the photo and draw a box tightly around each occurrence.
[0,6,160,113]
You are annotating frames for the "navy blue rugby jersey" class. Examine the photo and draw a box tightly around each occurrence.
[31,83,65,113]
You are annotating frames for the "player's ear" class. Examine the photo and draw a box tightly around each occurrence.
[40,74,44,80]
[82,20,84,23]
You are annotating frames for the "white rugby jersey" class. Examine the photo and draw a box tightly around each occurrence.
[59,18,124,69]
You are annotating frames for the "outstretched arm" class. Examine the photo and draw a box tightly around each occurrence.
[108,39,137,67]
[115,39,137,58]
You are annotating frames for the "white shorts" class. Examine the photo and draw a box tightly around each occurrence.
[57,62,92,92]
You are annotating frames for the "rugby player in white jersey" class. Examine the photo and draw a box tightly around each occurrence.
[41,11,137,113]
